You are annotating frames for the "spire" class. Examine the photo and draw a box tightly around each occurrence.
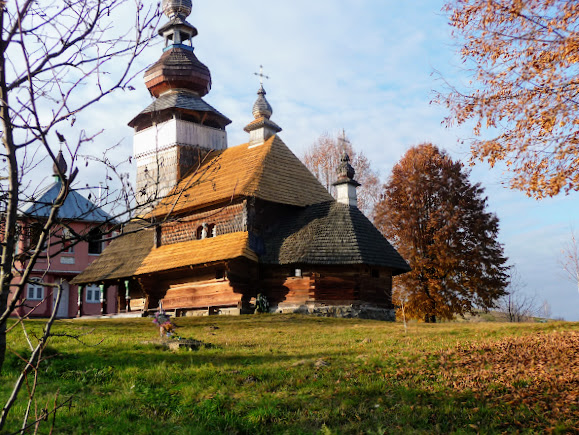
[143,0,211,98]
[251,65,273,119]
[52,150,67,180]
[244,66,282,146]
[333,151,360,208]
[252,85,273,119]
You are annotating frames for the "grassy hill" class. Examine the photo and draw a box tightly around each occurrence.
[1,315,577,434]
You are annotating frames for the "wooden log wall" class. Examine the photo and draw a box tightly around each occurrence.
[161,279,241,310]
[160,200,247,246]
[156,259,257,311]
[261,265,394,308]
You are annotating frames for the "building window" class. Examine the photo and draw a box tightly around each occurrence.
[88,228,102,255]
[27,280,44,301]
[207,223,216,238]
[62,228,74,253]
[86,284,101,303]
[155,226,162,248]
[196,225,203,240]
[27,222,46,251]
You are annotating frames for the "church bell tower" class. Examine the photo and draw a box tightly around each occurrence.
[129,0,231,213]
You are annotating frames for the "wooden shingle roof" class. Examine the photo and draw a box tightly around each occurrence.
[151,135,333,218]
[261,201,411,275]
[135,231,257,275]
[72,227,257,284]
[128,90,231,129]
[70,221,155,284]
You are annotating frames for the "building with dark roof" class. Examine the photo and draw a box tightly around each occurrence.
[71,0,409,320]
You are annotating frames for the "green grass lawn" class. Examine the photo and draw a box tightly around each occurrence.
[1,315,577,434]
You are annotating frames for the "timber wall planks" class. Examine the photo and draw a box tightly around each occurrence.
[262,266,394,308]
[161,278,242,309]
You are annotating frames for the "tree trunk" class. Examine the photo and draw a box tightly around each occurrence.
[0,300,6,374]
[424,314,437,323]
[0,6,19,376]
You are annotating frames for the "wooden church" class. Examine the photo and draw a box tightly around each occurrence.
[71,0,410,320]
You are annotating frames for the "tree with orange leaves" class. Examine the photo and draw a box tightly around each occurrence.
[438,0,579,198]
[374,144,509,322]
[302,131,381,216]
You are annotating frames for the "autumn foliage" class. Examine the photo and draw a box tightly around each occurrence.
[375,144,509,322]
[302,132,380,216]
[439,0,579,198]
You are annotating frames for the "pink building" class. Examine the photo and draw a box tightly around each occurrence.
[10,153,115,318]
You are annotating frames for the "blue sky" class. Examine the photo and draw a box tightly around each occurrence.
[68,0,579,320]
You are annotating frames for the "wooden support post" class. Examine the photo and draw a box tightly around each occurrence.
[100,283,106,316]
[125,279,131,312]
[77,285,84,318]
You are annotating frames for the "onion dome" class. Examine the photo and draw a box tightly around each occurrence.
[244,84,282,145]
[336,152,356,181]
[143,0,211,98]
[162,0,192,19]
[252,85,273,119]
[53,150,67,178]
[144,48,211,97]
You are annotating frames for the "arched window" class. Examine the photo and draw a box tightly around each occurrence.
[196,226,203,240]
[207,224,216,238]
[27,279,44,301]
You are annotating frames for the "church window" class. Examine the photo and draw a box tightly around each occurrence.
[88,228,103,255]
[86,284,101,303]
[207,224,216,238]
[155,226,162,248]
[27,279,44,301]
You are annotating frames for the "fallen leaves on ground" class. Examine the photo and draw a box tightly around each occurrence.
[396,330,579,431]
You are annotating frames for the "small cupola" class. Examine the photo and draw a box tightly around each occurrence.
[244,67,282,146]
[332,152,361,207]
[144,0,211,98]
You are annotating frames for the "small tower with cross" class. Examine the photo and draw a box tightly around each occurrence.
[332,151,361,208]
[244,65,282,146]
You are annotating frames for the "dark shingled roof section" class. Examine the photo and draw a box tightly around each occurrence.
[129,91,231,127]
[21,179,113,223]
[261,201,411,275]
[70,221,155,285]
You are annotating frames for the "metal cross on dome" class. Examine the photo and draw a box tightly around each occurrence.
[254,65,269,85]
[338,128,351,150]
